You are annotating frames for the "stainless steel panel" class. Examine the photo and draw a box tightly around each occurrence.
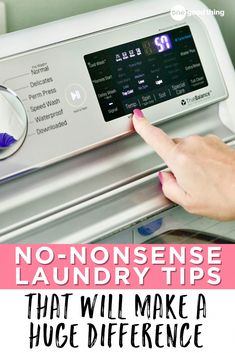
[0,104,234,244]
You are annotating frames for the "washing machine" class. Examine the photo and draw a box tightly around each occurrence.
[0,0,235,244]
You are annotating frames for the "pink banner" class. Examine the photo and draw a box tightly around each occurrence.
[0,244,234,289]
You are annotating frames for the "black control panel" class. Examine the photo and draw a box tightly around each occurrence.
[84,26,208,122]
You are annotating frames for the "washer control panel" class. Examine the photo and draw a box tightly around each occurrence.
[0,12,228,181]
[85,25,208,122]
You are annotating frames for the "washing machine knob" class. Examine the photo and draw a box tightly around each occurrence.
[0,86,27,160]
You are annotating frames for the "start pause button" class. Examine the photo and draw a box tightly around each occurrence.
[65,84,87,107]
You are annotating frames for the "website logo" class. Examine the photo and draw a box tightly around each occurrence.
[171,5,187,21]
[171,4,225,22]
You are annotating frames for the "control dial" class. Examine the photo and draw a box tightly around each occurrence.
[0,86,27,160]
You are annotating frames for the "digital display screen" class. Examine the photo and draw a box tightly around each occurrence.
[84,26,208,122]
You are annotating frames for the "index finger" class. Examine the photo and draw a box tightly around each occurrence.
[132,111,176,166]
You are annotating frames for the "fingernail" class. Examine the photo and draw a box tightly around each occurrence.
[159,172,163,184]
[133,109,144,119]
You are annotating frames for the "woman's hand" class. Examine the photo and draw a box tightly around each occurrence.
[132,109,235,221]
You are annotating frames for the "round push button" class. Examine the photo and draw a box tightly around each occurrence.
[0,86,28,160]
[65,84,87,108]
